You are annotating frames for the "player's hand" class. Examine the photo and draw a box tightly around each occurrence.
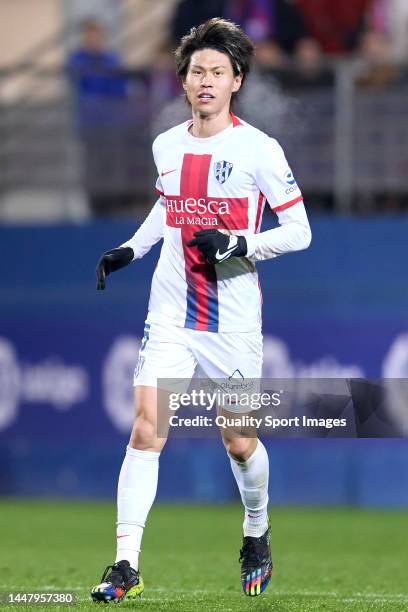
[95,247,134,290]
[187,230,247,265]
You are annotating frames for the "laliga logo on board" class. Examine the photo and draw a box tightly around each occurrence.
[0,338,20,431]
[0,337,89,432]
[262,336,364,378]
[381,333,408,430]
[382,332,408,377]
[103,336,141,433]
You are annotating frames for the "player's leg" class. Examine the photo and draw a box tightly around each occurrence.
[220,427,268,537]
[225,432,272,598]
[191,326,269,537]
[115,385,168,574]
[91,322,196,604]
[219,419,272,596]
[190,327,272,596]
[91,385,165,603]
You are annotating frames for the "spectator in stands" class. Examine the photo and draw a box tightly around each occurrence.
[149,43,181,113]
[68,19,127,105]
[355,30,400,89]
[254,37,288,70]
[280,37,335,89]
[172,1,306,54]
[368,0,408,61]
[294,37,325,76]
[68,19,135,217]
[226,0,306,53]
[227,0,274,43]
[295,0,373,56]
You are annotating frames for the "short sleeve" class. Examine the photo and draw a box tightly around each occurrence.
[254,136,303,213]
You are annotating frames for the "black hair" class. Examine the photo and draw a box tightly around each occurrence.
[175,17,255,87]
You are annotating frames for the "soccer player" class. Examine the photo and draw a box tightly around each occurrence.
[91,18,311,603]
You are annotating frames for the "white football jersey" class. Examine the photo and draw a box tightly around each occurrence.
[123,113,311,333]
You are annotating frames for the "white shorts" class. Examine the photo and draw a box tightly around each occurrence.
[134,321,263,413]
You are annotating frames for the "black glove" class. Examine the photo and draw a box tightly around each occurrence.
[95,247,134,290]
[187,230,247,265]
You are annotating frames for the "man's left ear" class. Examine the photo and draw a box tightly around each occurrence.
[232,74,243,93]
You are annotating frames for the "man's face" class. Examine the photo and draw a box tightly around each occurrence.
[183,48,242,117]
[82,25,105,52]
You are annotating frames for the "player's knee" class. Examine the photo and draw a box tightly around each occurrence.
[130,415,157,449]
[223,437,255,462]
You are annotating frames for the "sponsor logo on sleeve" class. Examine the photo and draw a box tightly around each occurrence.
[284,169,298,194]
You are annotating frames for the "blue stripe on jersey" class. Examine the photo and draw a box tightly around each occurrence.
[206,280,219,332]
[184,279,219,332]
[184,281,198,329]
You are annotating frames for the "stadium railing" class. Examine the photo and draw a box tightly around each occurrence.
[0,61,407,218]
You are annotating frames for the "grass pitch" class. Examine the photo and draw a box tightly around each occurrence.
[0,500,407,611]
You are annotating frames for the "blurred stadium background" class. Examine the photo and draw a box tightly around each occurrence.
[1,0,408,532]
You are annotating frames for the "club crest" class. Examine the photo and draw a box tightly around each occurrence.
[214,160,233,184]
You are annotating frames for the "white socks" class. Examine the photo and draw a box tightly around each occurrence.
[115,445,160,570]
[229,439,269,537]
[115,440,268,570]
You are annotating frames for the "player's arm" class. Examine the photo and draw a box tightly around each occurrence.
[245,200,311,262]
[96,197,165,290]
[240,135,311,262]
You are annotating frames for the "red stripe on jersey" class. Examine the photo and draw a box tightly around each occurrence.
[271,195,303,214]
[180,153,193,194]
[195,154,213,330]
[255,192,265,233]
[179,153,214,331]
[198,154,212,196]
[156,188,164,196]
[230,112,242,127]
